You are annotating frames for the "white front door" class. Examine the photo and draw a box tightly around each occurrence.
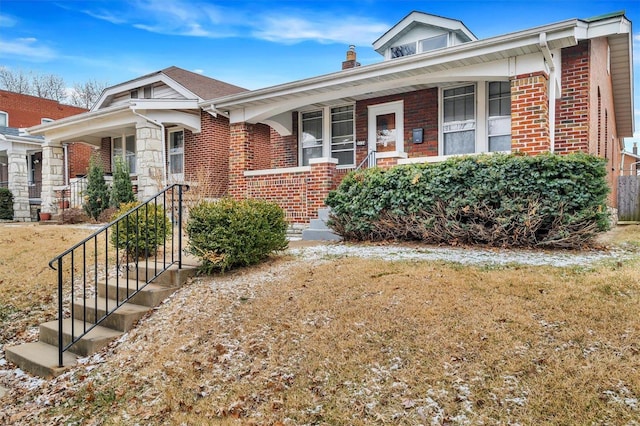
[367,100,404,161]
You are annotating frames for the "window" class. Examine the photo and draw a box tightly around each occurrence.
[143,85,153,98]
[301,110,323,166]
[168,130,184,176]
[487,81,511,152]
[41,118,53,124]
[330,105,355,166]
[112,135,136,173]
[390,42,416,58]
[420,34,448,52]
[130,89,139,99]
[0,111,7,127]
[300,105,356,167]
[443,85,476,155]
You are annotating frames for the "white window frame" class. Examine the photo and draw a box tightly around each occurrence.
[168,129,185,181]
[440,84,477,156]
[41,118,53,124]
[367,100,404,158]
[298,104,356,168]
[0,111,8,127]
[299,109,324,167]
[112,133,136,175]
[487,81,512,153]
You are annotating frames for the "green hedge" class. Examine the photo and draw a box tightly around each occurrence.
[0,188,13,220]
[326,153,610,248]
[186,198,288,273]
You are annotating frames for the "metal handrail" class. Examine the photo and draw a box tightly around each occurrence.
[356,150,377,171]
[49,184,188,366]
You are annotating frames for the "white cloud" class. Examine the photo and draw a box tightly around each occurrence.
[0,37,56,61]
[193,69,204,74]
[253,15,388,45]
[0,13,16,27]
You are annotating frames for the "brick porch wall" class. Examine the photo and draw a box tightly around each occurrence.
[270,113,298,169]
[67,142,93,178]
[184,112,231,197]
[511,72,551,154]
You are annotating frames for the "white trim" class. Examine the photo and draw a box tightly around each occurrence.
[368,100,405,156]
[167,128,185,181]
[439,83,477,156]
[308,157,339,165]
[244,166,311,177]
[376,151,408,159]
[298,104,355,167]
[0,111,8,127]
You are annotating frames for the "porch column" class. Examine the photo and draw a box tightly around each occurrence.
[7,150,29,221]
[41,144,64,214]
[135,123,164,200]
[229,122,252,198]
[510,72,551,154]
[307,158,338,219]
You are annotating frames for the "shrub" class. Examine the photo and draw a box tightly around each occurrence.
[326,153,610,249]
[97,207,118,223]
[110,157,135,208]
[186,198,288,273]
[109,201,171,259]
[0,188,13,220]
[84,155,109,220]
[60,208,90,224]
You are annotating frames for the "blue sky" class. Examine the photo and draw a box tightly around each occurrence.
[1,0,639,141]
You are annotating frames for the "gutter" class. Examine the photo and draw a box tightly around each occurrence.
[130,107,168,188]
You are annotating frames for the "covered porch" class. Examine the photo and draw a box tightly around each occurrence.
[27,101,201,215]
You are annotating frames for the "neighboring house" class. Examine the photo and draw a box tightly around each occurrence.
[28,66,247,214]
[29,11,634,224]
[0,91,88,220]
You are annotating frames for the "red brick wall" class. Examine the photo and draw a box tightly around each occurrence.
[555,41,590,153]
[67,143,93,178]
[99,137,112,173]
[184,112,231,197]
[270,113,298,169]
[511,72,550,154]
[229,122,251,197]
[0,90,86,127]
[251,123,272,171]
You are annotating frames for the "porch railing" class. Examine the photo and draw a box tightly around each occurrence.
[28,181,42,199]
[356,150,377,171]
[48,184,188,366]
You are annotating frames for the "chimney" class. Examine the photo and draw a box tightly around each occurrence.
[634,142,638,155]
[342,45,361,70]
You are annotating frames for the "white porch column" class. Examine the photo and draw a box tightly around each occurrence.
[7,150,30,221]
[135,122,164,200]
[41,144,65,214]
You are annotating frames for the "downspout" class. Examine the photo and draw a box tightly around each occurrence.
[131,107,167,188]
[539,33,556,153]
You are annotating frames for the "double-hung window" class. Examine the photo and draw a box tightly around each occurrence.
[300,105,355,167]
[0,111,7,127]
[112,135,136,173]
[443,85,476,155]
[168,130,184,176]
[488,82,511,152]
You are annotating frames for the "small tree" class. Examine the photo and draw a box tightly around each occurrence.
[0,188,14,220]
[84,155,109,220]
[110,156,135,208]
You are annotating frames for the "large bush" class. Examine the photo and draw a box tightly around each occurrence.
[110,201,171,259]
[186,198,288,273]
[326,153,610,248]
[0,188,13,220]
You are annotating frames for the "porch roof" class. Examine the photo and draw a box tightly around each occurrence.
[201,12,634,138]
[26,101,202,146]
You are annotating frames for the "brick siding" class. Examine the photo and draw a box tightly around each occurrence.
[511,72,551,154]
[0,90,86,128]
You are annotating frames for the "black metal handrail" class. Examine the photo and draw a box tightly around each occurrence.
[49,184,188,366]
[356,150,376,171]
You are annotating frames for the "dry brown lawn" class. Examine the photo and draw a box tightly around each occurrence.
[1,224,639,425]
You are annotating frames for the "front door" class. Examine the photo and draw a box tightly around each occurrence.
[367,100,404,162]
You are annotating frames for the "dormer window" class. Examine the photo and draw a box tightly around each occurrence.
[130,86,153,100]
[390,42,417,58]
[130,89,139,99]
[420,34,448,52]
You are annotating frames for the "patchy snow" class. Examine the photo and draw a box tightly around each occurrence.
[290,243,630,267]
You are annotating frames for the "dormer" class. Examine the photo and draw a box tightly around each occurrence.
[373,11,477,60]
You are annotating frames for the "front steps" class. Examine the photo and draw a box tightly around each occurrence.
[302,208,342,241]
[5,262,197,378]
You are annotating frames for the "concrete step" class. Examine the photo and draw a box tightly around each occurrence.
[97,279,177,307]
[301,228,342,241]
[5,341,78,378]
[135,262,198,287]
[73,297,150,332]
[309,218,331,230]
[39,319,122,357]
[317,207,332,222]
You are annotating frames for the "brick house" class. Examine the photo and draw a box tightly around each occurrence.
[0,90,88,220]
[30,11,634,224]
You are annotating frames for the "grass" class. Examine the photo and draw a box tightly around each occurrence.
[1,224,640,424]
